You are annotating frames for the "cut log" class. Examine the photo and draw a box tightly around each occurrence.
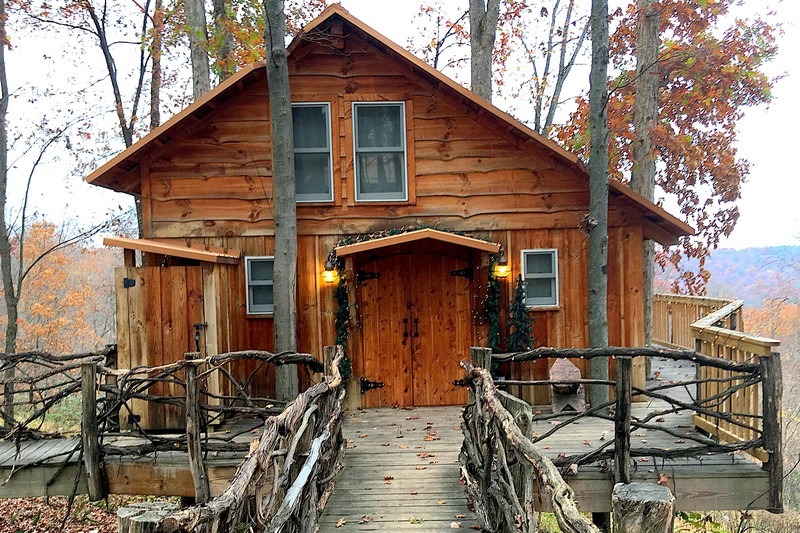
[550,358,586,413]
[611,482,675,533]
[119,502,178,533]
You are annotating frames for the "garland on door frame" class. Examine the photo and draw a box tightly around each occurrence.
[506,274,534,352]
[333,260,353,381]
[485,256,502,354]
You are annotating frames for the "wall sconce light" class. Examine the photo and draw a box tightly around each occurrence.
[494,247,511,279]
[322,252,339,284]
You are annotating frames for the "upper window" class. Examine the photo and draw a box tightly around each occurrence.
[246,257,274,314]
[293,103,333,202]
[522,249,559,308]
[353,102,407,201]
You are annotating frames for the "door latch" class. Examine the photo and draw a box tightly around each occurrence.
[360,377,385,394]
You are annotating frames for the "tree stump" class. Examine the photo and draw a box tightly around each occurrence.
[118,502,178,533]
[612,482,675,533]
[549,358,586,412]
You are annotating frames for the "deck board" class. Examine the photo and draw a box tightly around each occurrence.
[319,407,479,531]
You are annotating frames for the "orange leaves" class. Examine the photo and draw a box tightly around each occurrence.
[555,0,778,294]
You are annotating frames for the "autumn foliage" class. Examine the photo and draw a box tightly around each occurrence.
[556,0,778,294]
[0,221,115,353]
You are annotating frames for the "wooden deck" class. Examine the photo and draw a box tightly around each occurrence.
[319,407,479,531]
[0,356,773,514]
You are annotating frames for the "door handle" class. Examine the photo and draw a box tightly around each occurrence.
[413,318,420,337]
[403,318,410,338]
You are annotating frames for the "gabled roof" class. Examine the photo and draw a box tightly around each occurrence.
[335,229,500,257]
[85,4,693,244]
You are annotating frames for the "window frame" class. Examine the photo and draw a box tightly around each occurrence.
[521,249,559,308]
[245,256,275,315]
[352,101,408,202]
[292,102,334,203]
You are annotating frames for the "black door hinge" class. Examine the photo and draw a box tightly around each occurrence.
[123,277,136,289]
[360,377,385,394]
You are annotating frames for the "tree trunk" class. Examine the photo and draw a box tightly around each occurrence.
[630,0,659,349]
[265,0,298,401]
[588,0,609,408]
[186,0,211,100]
[0,0,17,427]
[150,0,164,130]
[468,0,500,102]
[212,0,235,80]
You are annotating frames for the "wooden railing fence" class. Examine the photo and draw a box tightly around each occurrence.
[461,347,600,533]
[653,293,782,512]
[159,345,346,532]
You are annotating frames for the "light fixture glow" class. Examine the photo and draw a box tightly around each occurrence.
[494,248,511,279]
[322,253,339,283]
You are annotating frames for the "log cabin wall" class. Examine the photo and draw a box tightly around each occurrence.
[123,25,648,407]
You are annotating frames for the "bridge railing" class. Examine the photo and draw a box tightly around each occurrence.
[158,346,346,533]
[461,347,600,533]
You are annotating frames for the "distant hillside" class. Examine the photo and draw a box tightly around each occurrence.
[656,246,800,305]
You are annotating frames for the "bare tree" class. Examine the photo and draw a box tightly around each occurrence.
[587,0,609,407]
[186,0,211,99]
[630,0,659,347]
[469,0,500,101]
[264,0,298,400]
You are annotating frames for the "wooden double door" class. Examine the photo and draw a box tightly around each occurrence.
[358,253,472,407]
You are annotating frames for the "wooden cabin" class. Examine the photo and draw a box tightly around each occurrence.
[86,5,692,428]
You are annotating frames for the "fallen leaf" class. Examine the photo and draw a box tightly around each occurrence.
[675,439,685,444]
[437,500,447,504]
[542,445,551,450]
[657,473,671,485]
[358,434,368,438]
[655,417,665,423]
[416,466,427,470]
[583,440,592,446]
[336,517,346,528]
[455,514,466,518]
[381,442,390,446]
[359,515,373,524]
[411,490,418,495]
[450,521,461,528]
[600,431,608,441]
[638,457,650,462]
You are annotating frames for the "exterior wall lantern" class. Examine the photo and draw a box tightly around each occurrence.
[494,247,511,279]
[322,252,339,284]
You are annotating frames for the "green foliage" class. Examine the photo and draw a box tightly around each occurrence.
[506,274,533,352]
[333,260,352,381]
[677,511,728,533]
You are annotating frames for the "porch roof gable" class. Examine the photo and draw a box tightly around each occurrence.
[334,229,501,257]
[104,237,241,264]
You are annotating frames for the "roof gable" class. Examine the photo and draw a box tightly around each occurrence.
[85,4,692,244]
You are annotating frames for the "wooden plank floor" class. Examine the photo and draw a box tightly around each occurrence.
[319,407,480,532]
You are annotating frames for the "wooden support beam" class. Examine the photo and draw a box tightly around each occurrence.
[324,345,336,376]
[761,352,784,513]
[185,352,211,504]
[612,483,675,533]
[81,362,106,501]
[614,356,632,484]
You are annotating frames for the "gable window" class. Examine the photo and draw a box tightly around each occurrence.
[522,249,559,307]
[246,257,274,314]
[293,103,333,202]
[353,102,407,201]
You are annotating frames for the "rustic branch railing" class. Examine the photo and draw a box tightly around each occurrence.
[159,346,346,533]
[461,347,600,533]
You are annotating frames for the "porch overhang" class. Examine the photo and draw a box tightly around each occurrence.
[334,229,501,257]
[104,237,241,264]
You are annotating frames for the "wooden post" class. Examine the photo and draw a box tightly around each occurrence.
[612,483,675,533]
[324,345,337,376]
[185,352,210,504]
[614,356,632,484]
[81,362,106,501]
[761,352,783,513]
[118,502,178,533]
[470,347,493,372]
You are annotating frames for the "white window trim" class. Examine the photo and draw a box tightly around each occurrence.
[245,256,275,315]
[352,101,408,202]
[292,102,334,203]
[521,249,559,308]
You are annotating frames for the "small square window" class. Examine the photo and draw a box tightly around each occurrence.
[292,103,333,202]
[522,249,558,307]
[246,257,274,314]
[353,102,407,201]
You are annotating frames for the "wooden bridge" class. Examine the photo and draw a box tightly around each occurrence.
[0,294,784,531]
